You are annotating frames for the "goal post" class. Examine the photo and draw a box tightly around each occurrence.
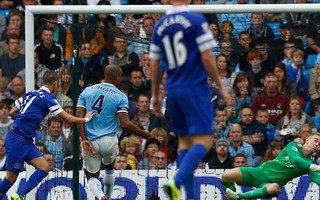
[23,4,320,200]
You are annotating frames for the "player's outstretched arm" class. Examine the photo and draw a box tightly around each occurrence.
[9,105,19,118]
[286,143,313,170]
[76,107,94,156]
[308,170,320,185]
[150,59,162,116]
[118,112,150,138]
[58,110,94,124]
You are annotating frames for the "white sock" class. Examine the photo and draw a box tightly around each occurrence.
[87,177,105,199]
[103,170,115,197]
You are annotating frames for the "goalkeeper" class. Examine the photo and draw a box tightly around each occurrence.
[221,133,320,200]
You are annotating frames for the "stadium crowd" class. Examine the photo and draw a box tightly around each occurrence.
[0,0,320,173]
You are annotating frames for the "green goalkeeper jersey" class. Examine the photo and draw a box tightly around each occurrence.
[259,141,320,186]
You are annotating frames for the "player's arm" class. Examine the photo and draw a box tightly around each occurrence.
[118,112,150,138]
[308,170,320,185]
[201,49,229,101]
[150,59,162,115]
[9,105,19,118]
[286,142,313,170]
[76,106,94,156]
[58,109,94,124]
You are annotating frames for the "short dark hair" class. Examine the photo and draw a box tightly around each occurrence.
[145,138,161,150]
[47,116,63,127]
[5,34,20,44]
[43,71,58,85]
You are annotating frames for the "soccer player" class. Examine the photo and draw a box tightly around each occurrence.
[76,64,150,200]
[0,71,94,200]
[149,0,229,199]
[221,133,320,200]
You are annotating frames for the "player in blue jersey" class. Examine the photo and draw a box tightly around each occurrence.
[0,71,94,200]
[150,0,229,199]
[76,64,150,200]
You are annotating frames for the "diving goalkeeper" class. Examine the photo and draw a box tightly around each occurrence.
[221,133,320,200]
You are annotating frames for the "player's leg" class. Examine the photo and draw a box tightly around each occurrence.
[237,183,280,199]
[0,171,19,199]
[101,136,119,199]
[221,168,243,192]
[82,139,106,200]
[15,145,50,198]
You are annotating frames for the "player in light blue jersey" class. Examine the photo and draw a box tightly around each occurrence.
[150,0,229,199]
[76,64,150,200]
[0,71,94,200]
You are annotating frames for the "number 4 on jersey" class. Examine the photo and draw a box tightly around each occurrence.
[92,95,105,115]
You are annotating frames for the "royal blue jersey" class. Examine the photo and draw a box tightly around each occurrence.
[150,6,216,89]
[12,86,63,139]
[77,83,129,141]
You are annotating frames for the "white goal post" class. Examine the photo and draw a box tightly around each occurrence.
[24,4,320,200]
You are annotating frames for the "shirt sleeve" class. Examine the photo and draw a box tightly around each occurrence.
[308,170,320,186]
[286,142,312,170]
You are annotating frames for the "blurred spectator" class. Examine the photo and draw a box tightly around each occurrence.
[309,84,320,116]
[224,92,240,123]
[140,51,152,88]
[114,154,132,170]
[68,39,104,88]
[309,62,320,102]
[237,31,252,72]
[5,8,24,40]
[219,0,254,36]
[192,0,218,24]
[246,13,274,46]
[262,140,283,163]
[120,136,141,169]
[154,151,167,169]
[131,94,171,133]
[52,0,73,29]
[287,49,308,101]
[0,23,25,56]
[0,101,13,138]
[219,21,238,51]
[228,123,255,166]
[35,142,48,154]
[43,153,60,172]
[219,40,239,73]
[273,62,293,97]
[211,54,237,93]
[128,69,151,102]
[0,34,25,81]
[272,21,303,62]
[214,107,231,139]
[306,13,320,55]
[294,123,312,144]
[255,39,276,72]
[35,15,66,50]
[247,50,269,94]
[62,106,73,141]
[102,35,139,84]
[275,97,316,143]
[209,21,220,54]
[252,73,290,126]
[34,26,64,71]
[137,138,160,170]
[0,76,11,102]
[256,108,276,145]
[282,41,296,67]
[240,107,268,166]
[150,128,171,163]
[0,138,6,171]
[233,74,258,109]
[9,75,25,101]
[34,51,50,88]
[57,66,72,97]
[206,138,233,169]
[117,13,140,37]
[232,153,248,168]
[44,116,72,170]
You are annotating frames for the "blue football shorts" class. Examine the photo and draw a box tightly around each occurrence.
[5,130,42,173]
[166,84,214,136]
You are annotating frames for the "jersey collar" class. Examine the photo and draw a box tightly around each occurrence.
[166,5,189,15]
[40,86,51,93]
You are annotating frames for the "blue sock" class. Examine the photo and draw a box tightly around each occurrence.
[174,144,207,191]
[177,149,194,199]
[17,169,48,196]
[0,178,14,199]
[178,149,188,168]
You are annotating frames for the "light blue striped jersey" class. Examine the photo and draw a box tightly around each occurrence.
[77,83,129,141]
[13,86,63,139]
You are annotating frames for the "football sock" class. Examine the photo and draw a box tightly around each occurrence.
[17,169,48,196]
[238,187,269,199]
[0,178,14,199]
[88,177,105,199]
[103,169,115,197]
[174,144,207,194]
[178,149,195,199]
[222,182,236,192]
